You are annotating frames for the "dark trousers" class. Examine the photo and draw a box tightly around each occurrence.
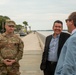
[43,61,57,75]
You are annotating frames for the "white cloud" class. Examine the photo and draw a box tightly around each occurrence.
[0,0,10,5]
[0,0,76,30]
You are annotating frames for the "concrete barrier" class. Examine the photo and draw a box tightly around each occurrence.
[36,32,46,50]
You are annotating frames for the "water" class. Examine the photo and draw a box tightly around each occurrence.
[37,30,68,37]
[37,31,53,36]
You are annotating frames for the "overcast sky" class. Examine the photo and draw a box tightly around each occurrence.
[0,0,76,30]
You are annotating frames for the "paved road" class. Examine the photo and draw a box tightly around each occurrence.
[19,32,43,75]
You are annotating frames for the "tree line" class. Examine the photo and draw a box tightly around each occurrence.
[0,15,30,33]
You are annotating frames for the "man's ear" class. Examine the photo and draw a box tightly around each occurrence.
[71,20,76,26]
[70,20,74,25]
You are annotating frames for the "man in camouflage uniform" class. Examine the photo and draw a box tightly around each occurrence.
[0,20,24,75]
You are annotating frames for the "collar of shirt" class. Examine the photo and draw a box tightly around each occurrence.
[52,34,60,39]
[2,33,14,37]
[71,29,76,35]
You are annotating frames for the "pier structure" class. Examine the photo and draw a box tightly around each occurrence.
[20,32,46,75]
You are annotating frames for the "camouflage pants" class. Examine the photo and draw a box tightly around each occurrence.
[0,63,20,75]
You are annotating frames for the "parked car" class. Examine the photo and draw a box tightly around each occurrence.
[19,32,26,36]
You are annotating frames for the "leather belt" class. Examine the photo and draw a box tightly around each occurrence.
[47,61,57,64]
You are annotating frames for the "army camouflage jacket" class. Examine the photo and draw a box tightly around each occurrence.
[0,33,24,63]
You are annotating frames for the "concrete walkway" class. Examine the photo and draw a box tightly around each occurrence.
[19,32,43,75]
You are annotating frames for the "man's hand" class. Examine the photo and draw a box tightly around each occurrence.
[3,59,16,66]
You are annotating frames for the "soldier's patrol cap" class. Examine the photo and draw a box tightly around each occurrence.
[5,20,16,26]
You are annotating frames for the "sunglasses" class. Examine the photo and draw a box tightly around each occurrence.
[65,19,72,22]
[8,25,15,28]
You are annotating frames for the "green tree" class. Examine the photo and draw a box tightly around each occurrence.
[15,24,23,32]
[3,16,10,20]
[23,21,28,33]
[0,15,10,33]
[29,26,31,32]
